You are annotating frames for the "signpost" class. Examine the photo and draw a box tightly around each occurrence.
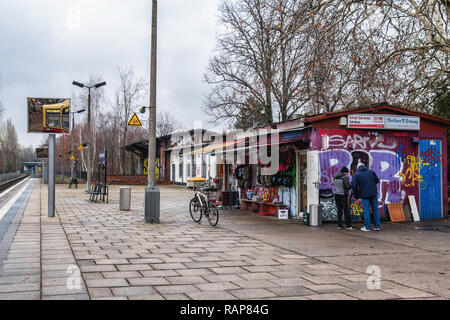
[347,114,420,131]
[28,97,71,217]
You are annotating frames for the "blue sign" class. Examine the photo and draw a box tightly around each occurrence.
[281,131,303,141]
[99,151,106,165]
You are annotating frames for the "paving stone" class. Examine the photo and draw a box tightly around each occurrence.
[267,286,315,297]
[42,294,90,300]
[383,288,435,299]
[112,286,157,297]
[303,284,351,294]
[140,270,179,277]
[306,293,357,300]
[80,265,117,273]
[187,291,239,300]
[229,288,277,299]
[88,287,113,298]
[176,269,214,277]
[0,291,40,300]
[166,276,208,285]
[117,264,153,271]
[270,277,314,287]
[162,294,190,300]
[102,271,141,279]
[128,294,165,300]
[127,277,170,286]
[346,290,400,300]
[195,282,240,292]
[0,283,40,293]
[86,278,129,288]
[155,285,200,294]
[0,275,40,285]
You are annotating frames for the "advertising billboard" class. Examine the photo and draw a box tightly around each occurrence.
[27,98,71,133]
[36,148,49,159]
[347,114,420,131]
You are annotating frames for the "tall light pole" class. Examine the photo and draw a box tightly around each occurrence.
[144,0,160,223]
[72,80,106,191]
[70,108,85,181]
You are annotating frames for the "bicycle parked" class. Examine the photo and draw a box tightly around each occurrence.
[189,183,219,227]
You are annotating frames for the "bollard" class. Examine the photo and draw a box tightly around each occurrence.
[120,187,131,211]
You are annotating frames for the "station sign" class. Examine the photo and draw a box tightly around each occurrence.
[347,114,420,131]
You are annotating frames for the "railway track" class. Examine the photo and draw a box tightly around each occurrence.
[0,175,31,194]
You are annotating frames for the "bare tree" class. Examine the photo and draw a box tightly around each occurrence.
[115,66,147,174]
[156,110,182,137]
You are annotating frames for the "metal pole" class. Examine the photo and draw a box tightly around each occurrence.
[71,113,75,180]
[61,135,64,181]
[145,0,160,224]
[86,87,91,191]
[48,134,56,217]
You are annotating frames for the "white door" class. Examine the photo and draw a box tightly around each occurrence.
[307,150,320,210]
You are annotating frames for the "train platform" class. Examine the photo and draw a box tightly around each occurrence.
[0,179,448,300]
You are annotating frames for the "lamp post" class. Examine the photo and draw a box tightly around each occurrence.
[142,0,160,223]
[72,80,106,191]
[70,108,85,181]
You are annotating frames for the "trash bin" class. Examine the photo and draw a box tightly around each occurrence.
[309,204,322,227]
[120,187,131,211]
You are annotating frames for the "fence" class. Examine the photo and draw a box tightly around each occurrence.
[0,172,21,183]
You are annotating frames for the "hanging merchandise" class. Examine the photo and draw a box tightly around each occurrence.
[235,164,252,190]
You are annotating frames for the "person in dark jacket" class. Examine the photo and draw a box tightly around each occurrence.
[351,162,381,232]
[332,167,352,230]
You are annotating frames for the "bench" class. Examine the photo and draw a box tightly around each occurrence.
[87,183,109,203]
[240,199,285,214]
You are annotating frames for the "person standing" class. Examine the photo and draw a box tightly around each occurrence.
[351,162,381,232]
[333,167,353,230]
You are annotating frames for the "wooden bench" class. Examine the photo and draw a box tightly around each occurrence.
[240,199,285,214]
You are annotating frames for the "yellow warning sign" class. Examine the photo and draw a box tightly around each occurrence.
[70,155,75,161]
[128,113,142,127]
[78,145,84,151]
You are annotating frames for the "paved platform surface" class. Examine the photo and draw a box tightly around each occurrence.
[0,179,448,300]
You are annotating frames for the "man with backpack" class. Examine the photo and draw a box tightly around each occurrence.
[352,162,381,232]
[332,167,353,230]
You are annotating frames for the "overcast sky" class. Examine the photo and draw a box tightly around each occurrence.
[0,0,221,148]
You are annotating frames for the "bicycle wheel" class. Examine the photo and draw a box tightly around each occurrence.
[189,197,202,223]
[207,201,219,227]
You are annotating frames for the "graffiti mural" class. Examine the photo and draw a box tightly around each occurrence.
[316,131,425,219]
[399,155,429,189]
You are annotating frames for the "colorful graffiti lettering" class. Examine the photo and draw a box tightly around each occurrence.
[420,147,441,166]
[319,149,404,206]
[399,155,429,189]
[328,134,398,150]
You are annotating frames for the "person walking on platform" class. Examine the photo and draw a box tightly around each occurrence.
[352,162,381,232]
[333,167,353,230]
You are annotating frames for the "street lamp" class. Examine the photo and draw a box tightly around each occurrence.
[72,80,106,192]
[144,0,160,224]
[70,108,85,182]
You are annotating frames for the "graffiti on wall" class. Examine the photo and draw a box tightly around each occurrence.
[317,132,437,220]
[399,155,429,189]
[319,148,405,206]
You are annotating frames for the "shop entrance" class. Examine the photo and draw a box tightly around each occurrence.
[296,151,308,214]
[419,139,443,219]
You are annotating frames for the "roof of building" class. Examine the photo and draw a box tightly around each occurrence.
[304,103,450,126]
